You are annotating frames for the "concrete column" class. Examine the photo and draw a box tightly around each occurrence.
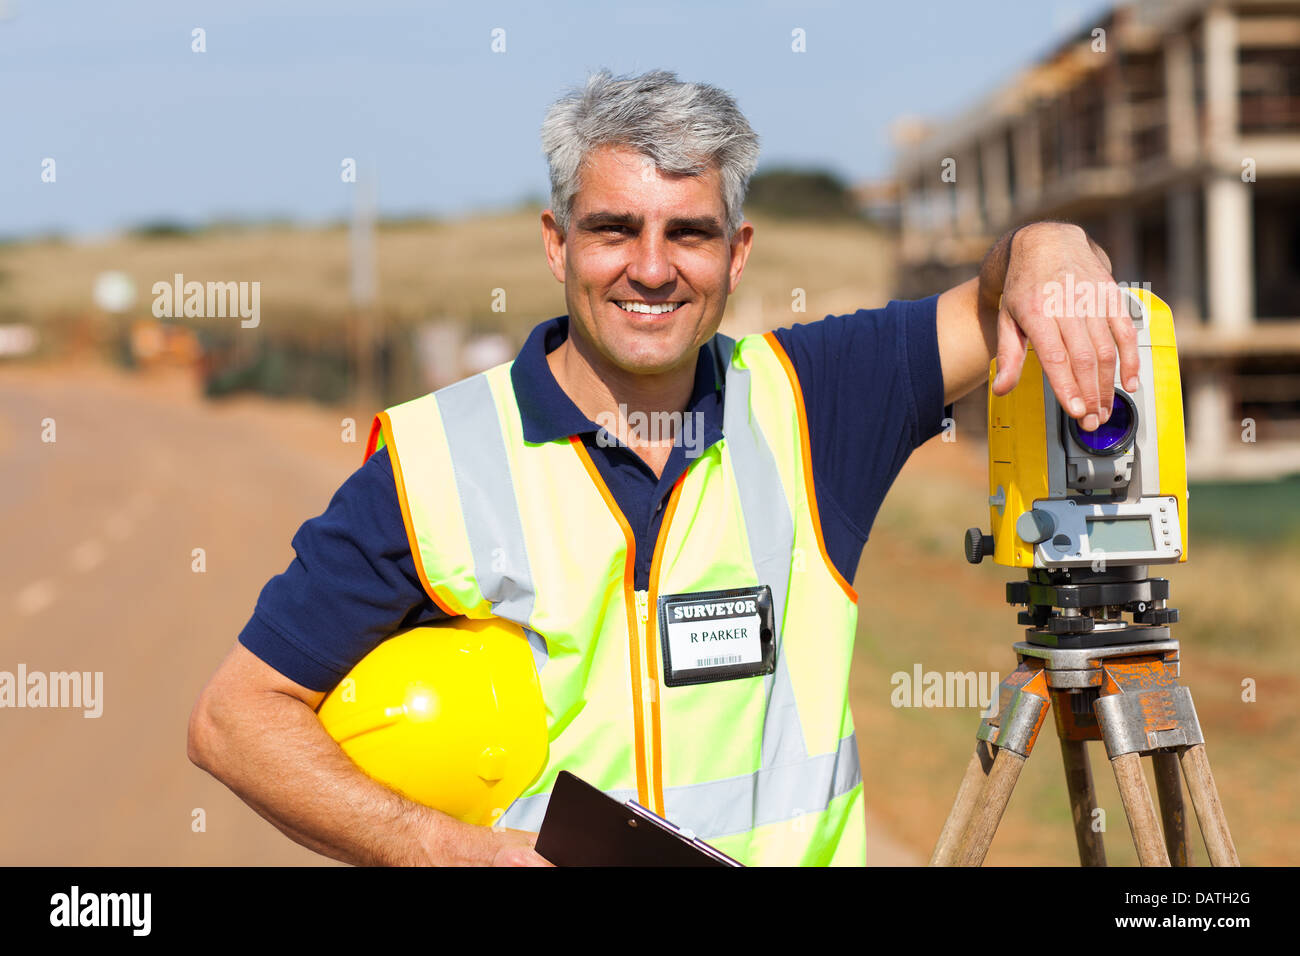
[1203,6,1253,331]
[927,156,953,237]
[1164,30,1198,163]
[1205,175,1254,331]
[1186,366,1233,463]
[955,148,983,237]
[900,171,923,263]
[1203,4,1239,162]
[981,132,1013,233]
[1107,206,1139,284]
[1167,185,1201,323]
[1104,59,1132,168]
[1013,114,1043,208]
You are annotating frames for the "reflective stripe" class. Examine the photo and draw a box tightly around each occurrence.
[501,787,638,832]
[436,375,536,624]
[501,733,861,838]
[719,338,807,770]
[521,625,548,673]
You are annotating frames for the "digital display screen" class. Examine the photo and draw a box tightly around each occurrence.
[1085,517,1156,552]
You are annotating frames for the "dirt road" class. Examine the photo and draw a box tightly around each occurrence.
[0,362,368,864]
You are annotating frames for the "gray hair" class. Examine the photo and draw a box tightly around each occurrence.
[540,69,760,239]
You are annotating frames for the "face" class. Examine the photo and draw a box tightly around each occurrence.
[541,144,753,378]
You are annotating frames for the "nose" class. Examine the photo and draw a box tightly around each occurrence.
[625,231,676,290]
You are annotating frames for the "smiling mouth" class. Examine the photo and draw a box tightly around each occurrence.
[614,300,685,315]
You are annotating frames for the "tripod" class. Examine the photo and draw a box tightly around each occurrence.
[931,564,1239,866]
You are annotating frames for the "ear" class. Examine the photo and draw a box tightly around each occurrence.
[727,221,755,293]
[541,209,567,284]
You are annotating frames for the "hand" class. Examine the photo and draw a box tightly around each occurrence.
[990,222,1141,432]
[409,810,553,866]
[490,828,553,867]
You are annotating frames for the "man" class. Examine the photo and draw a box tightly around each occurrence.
[188,70,1137,866]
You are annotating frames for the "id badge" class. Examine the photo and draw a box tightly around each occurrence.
[657,585,776,687]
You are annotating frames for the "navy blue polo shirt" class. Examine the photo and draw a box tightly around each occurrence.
[239,296,948,692]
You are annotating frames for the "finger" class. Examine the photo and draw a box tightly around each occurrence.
[992,306,1028,396]
[1020,307,1088,423]
[1053,295,1101,431]
[1085,290,1118,424]
[1087,235,1113,276]
[1109,289,1141,394]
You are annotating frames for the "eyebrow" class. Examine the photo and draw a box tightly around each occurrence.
[576,211,723,233]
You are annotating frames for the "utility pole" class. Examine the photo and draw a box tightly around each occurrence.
[349,168,379,410]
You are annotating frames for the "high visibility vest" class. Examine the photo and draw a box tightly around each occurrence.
[364,330,866,866]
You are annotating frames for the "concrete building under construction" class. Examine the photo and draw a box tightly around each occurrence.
[894,0,1300,479]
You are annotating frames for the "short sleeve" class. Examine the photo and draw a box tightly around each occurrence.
[770,295,949,584]
[237,446,450,692]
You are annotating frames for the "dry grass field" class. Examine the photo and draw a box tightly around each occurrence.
[0,208,898,344]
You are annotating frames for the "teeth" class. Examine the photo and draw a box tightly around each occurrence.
[616,300,681,315]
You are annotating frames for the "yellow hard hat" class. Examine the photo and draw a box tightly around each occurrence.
[316,617,548,827]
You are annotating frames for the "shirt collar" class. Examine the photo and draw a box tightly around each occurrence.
[510,315,725,452]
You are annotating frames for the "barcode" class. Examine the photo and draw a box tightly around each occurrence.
[694,655,742,667]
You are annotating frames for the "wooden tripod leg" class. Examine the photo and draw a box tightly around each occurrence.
[1111,752,1171,866]
[1060,738,1107,866]
[955,747,1026,866]
[1151,750,1190,866]
[1178,744,1240,866]
[930,740,994,866]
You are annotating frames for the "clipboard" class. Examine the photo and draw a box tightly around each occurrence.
[534,771,743,867]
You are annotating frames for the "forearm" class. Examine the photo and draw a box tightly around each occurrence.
[188,651,516,866]
[936,276,997,405]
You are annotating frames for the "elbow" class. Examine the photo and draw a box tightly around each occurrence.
[187,688,221,774]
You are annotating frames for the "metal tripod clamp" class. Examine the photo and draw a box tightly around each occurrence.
[1093,663,1205,758]
[976,666,1050,757]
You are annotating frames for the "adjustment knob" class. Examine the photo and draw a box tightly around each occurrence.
[964,528,994,564]
[1016,509,1057,544]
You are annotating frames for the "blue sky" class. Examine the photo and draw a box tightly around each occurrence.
[1,0,1111,239]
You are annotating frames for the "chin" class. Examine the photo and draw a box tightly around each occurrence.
[611,349,685,376]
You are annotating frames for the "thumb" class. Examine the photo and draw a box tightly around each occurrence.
[992,307,1028,395]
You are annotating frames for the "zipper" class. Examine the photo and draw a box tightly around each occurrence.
[568,437,656,811]
[569,436,686,820]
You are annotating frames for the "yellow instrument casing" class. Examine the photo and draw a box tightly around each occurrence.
[986,288,1188,568]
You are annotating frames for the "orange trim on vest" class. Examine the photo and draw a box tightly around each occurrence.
[364,415,384,462]
[762,332,859,604]
[569,435,650,809]
[646,474,687,813]
[374,411,460,619]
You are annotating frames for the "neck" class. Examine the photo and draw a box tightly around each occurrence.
[547,326,698,478]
